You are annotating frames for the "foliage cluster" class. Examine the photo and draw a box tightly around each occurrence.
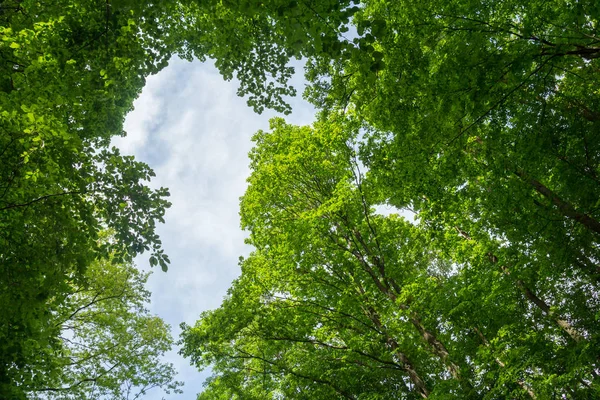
[0,0,188,397]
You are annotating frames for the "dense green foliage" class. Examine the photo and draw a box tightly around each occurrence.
[181,118,599,398]
[25,257,182,399]
[2,0,599,398]
[180,0,600,399]
[1,0,363,394]
[0,1,187,397]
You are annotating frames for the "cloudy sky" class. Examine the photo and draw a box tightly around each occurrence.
[113,57,316,399]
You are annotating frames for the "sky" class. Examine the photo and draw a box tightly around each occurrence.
[113,57,316,399]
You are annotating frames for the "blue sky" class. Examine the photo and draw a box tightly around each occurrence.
[113,57,316,399]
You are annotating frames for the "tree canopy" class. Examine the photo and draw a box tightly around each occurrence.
[24,257,182,400]
[180,0,600,398]
[180,116,599,398]
[1,2,184,395]
[2,0,599,398]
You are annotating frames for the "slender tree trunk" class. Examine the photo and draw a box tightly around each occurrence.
[363,305,430,398]
[509,272,584,342]
[456,227,584,342]
[340,225,472,394]
[392,341,431,399]
[352,279,430,398]
[474,327,537,399]
[409,316,465,382]
[514,170,600,236]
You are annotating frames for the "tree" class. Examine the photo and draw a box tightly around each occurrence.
[182,117,599,398]
[4,0,599,397]
[179,0,362,114]
[182,252,433,400]
[181,117,439,398]
[339,0,600,286]
[12,256,183,400]
[175,1,600,393]
[0,1,187,395]
[327,5,600,393]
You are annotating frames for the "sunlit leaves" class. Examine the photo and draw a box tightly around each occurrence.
[184,113,600,398]
[25,258,183,399]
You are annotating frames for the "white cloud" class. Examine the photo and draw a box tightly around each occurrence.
[114,57,315,399]
[116,68,175,154]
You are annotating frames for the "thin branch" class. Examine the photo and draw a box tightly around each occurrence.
[0,190,82,211]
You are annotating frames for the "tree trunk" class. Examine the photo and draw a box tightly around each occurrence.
[456,227,584,342]
[409,315,472,392]
[514,170,600,236]
[342,228,471,394]
[363,304,430,398]
[474,327,537,399]
[513,275,583,342]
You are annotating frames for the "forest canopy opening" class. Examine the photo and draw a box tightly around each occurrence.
[1,0,599,398]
